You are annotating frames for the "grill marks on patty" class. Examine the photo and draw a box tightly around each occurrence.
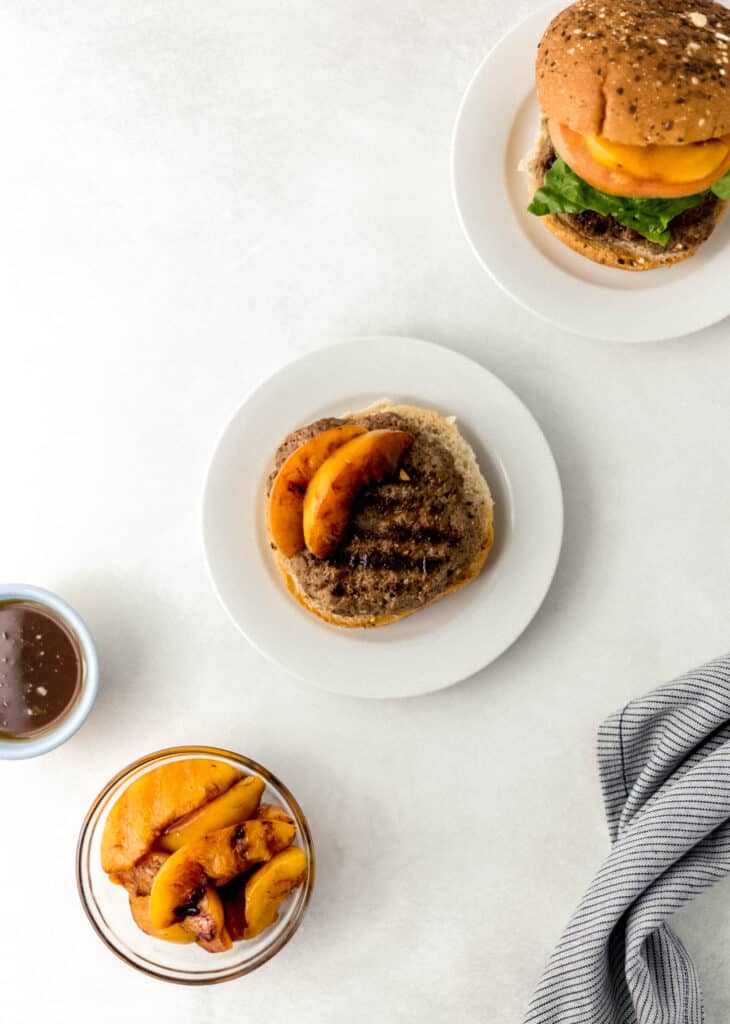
[533,133,724,258]
[269,412,481,620]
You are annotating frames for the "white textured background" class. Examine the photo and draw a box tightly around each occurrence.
[3,2,730,1022]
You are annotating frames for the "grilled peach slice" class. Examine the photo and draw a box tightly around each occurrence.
[220,805,296,938]
[158,776,265,853]
[111,850,170,895]
[180,886,232,953]
[101,759,241,874]
[243,847,308,939]
[268,424,367,557]
[220,874,249,941]
[114,851,212,947]
[129,895,194,944]
[256,804,295,824]
[302,429,414,558]
[149,819,296,929]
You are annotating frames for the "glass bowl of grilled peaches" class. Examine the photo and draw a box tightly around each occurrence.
[76,746,314,983]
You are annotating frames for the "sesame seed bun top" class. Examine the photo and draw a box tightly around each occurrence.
[536,0,730,145]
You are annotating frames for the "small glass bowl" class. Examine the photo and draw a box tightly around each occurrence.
[76,746,314,984]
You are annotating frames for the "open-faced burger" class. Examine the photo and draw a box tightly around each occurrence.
[266,402,494,627]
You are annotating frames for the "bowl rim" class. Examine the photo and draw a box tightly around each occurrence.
[75,745,315,985]
[0,583,99,759]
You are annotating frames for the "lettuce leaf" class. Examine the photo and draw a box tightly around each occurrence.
[528,158,722,247]
[711,169,730,200]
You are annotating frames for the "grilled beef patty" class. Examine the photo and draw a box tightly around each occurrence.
[533,134,723,260]
[268,413,484,621]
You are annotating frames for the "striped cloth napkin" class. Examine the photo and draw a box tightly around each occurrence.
[524,655,730,1024]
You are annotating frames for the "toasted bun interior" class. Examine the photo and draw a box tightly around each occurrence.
[537,0,730,146]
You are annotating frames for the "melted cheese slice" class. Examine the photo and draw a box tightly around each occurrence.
[550,121,730,198]
[584,134,729,184]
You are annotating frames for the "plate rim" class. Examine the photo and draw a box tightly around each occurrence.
[201,336,564,699]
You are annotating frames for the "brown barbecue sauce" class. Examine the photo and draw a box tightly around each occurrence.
[0,601,83,739]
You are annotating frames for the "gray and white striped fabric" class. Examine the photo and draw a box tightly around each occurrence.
[524,655,730,1024]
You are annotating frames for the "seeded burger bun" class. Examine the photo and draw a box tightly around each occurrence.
[527,0,730,270]
[267,402,494,628]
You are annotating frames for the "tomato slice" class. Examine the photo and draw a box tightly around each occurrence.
[549,120,730,199]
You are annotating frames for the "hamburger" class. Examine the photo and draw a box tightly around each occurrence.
[266,402,494,628]
[526,0,730,270]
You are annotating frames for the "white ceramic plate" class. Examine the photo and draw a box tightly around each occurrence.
[202,337,563,698]
[452,0,730,343]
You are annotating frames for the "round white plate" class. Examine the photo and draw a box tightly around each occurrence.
[452,0,730,343]
[202,337,563,699]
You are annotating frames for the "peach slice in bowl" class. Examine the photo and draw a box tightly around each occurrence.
[76,747,314,984]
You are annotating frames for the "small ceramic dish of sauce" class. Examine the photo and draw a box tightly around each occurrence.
[0,584,99,760]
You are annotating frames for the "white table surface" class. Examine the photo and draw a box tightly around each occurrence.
[3,2,730,1021]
